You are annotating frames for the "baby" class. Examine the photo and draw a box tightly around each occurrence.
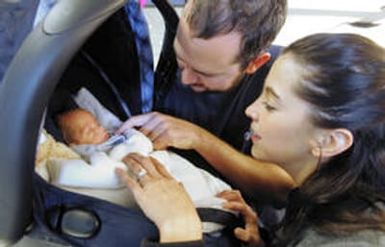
[40,108,233,232]
[57,108,110,146]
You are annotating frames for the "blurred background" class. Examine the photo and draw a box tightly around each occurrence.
[144,0,385,64]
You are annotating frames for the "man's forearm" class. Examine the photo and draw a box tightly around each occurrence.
[193,128,295,204]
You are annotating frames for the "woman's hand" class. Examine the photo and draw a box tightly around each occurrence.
[116,153,202,243]
[217,190,265,247]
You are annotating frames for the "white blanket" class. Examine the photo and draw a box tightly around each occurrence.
[41,88,234,232]
[48,128,231,210]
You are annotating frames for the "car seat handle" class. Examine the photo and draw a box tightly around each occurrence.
[0,0,127,245]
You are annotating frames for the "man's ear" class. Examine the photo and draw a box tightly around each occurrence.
[311,128,354,158]
[244,52,271,74]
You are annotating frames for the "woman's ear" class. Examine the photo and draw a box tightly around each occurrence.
[312,128,354,158]
[244,52,271,74]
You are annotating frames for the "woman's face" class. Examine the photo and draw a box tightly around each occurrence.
[245,53,320,184]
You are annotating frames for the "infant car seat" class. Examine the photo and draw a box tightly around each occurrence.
[0,0,241,246]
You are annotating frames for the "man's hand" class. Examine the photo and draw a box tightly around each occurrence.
[117,112,203,150]
[218,190,265,247]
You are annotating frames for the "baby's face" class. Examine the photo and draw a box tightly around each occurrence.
[59,110,110,145]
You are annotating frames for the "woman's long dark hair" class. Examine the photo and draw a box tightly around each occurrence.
[272,33,385,246]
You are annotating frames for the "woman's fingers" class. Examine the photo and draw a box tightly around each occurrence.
[217,190,245,203]
[150,156,174,179]
[217,189,262,246]
[225,201,257,224]
[115,167,142,192]
[234,227,251,242]
[234,227,263,247]
[123,153,160,179]
[121,154,151,184]
[222,200,258,225]
[222,201,246,212]
[217,190,256,219]
[121,153,175,189]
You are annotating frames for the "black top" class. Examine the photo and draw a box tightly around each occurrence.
[154,46,281,181]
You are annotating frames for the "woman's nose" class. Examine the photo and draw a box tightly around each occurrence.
[245,100,259,121]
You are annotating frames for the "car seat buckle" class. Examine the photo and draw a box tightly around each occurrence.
[46,206,100,239]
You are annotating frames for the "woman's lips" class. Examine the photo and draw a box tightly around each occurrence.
[249,129,261,143]
[251,134,261,143]
[244,129,261,142]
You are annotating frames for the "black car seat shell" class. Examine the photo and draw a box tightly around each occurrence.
[0,0,127,244]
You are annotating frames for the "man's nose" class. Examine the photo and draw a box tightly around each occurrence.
[181,67,198,85]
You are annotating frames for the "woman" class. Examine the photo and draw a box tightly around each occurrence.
[117,33,385,246]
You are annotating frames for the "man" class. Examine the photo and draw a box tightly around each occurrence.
[119,0,294,204]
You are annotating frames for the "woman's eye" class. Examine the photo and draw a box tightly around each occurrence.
[262,101,276,112]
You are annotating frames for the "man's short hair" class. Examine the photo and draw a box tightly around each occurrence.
[184,0,287,69]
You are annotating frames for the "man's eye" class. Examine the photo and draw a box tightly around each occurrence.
[199,73,215,78]
[262,101,276,112]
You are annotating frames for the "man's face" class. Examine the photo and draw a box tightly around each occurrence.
[173,18,244,92]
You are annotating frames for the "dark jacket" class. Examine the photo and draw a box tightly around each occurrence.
[154,46,281,180]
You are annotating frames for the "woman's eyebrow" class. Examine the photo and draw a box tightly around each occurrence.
[265,86,280,100]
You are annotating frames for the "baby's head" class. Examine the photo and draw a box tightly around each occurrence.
[57,109,110,145]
